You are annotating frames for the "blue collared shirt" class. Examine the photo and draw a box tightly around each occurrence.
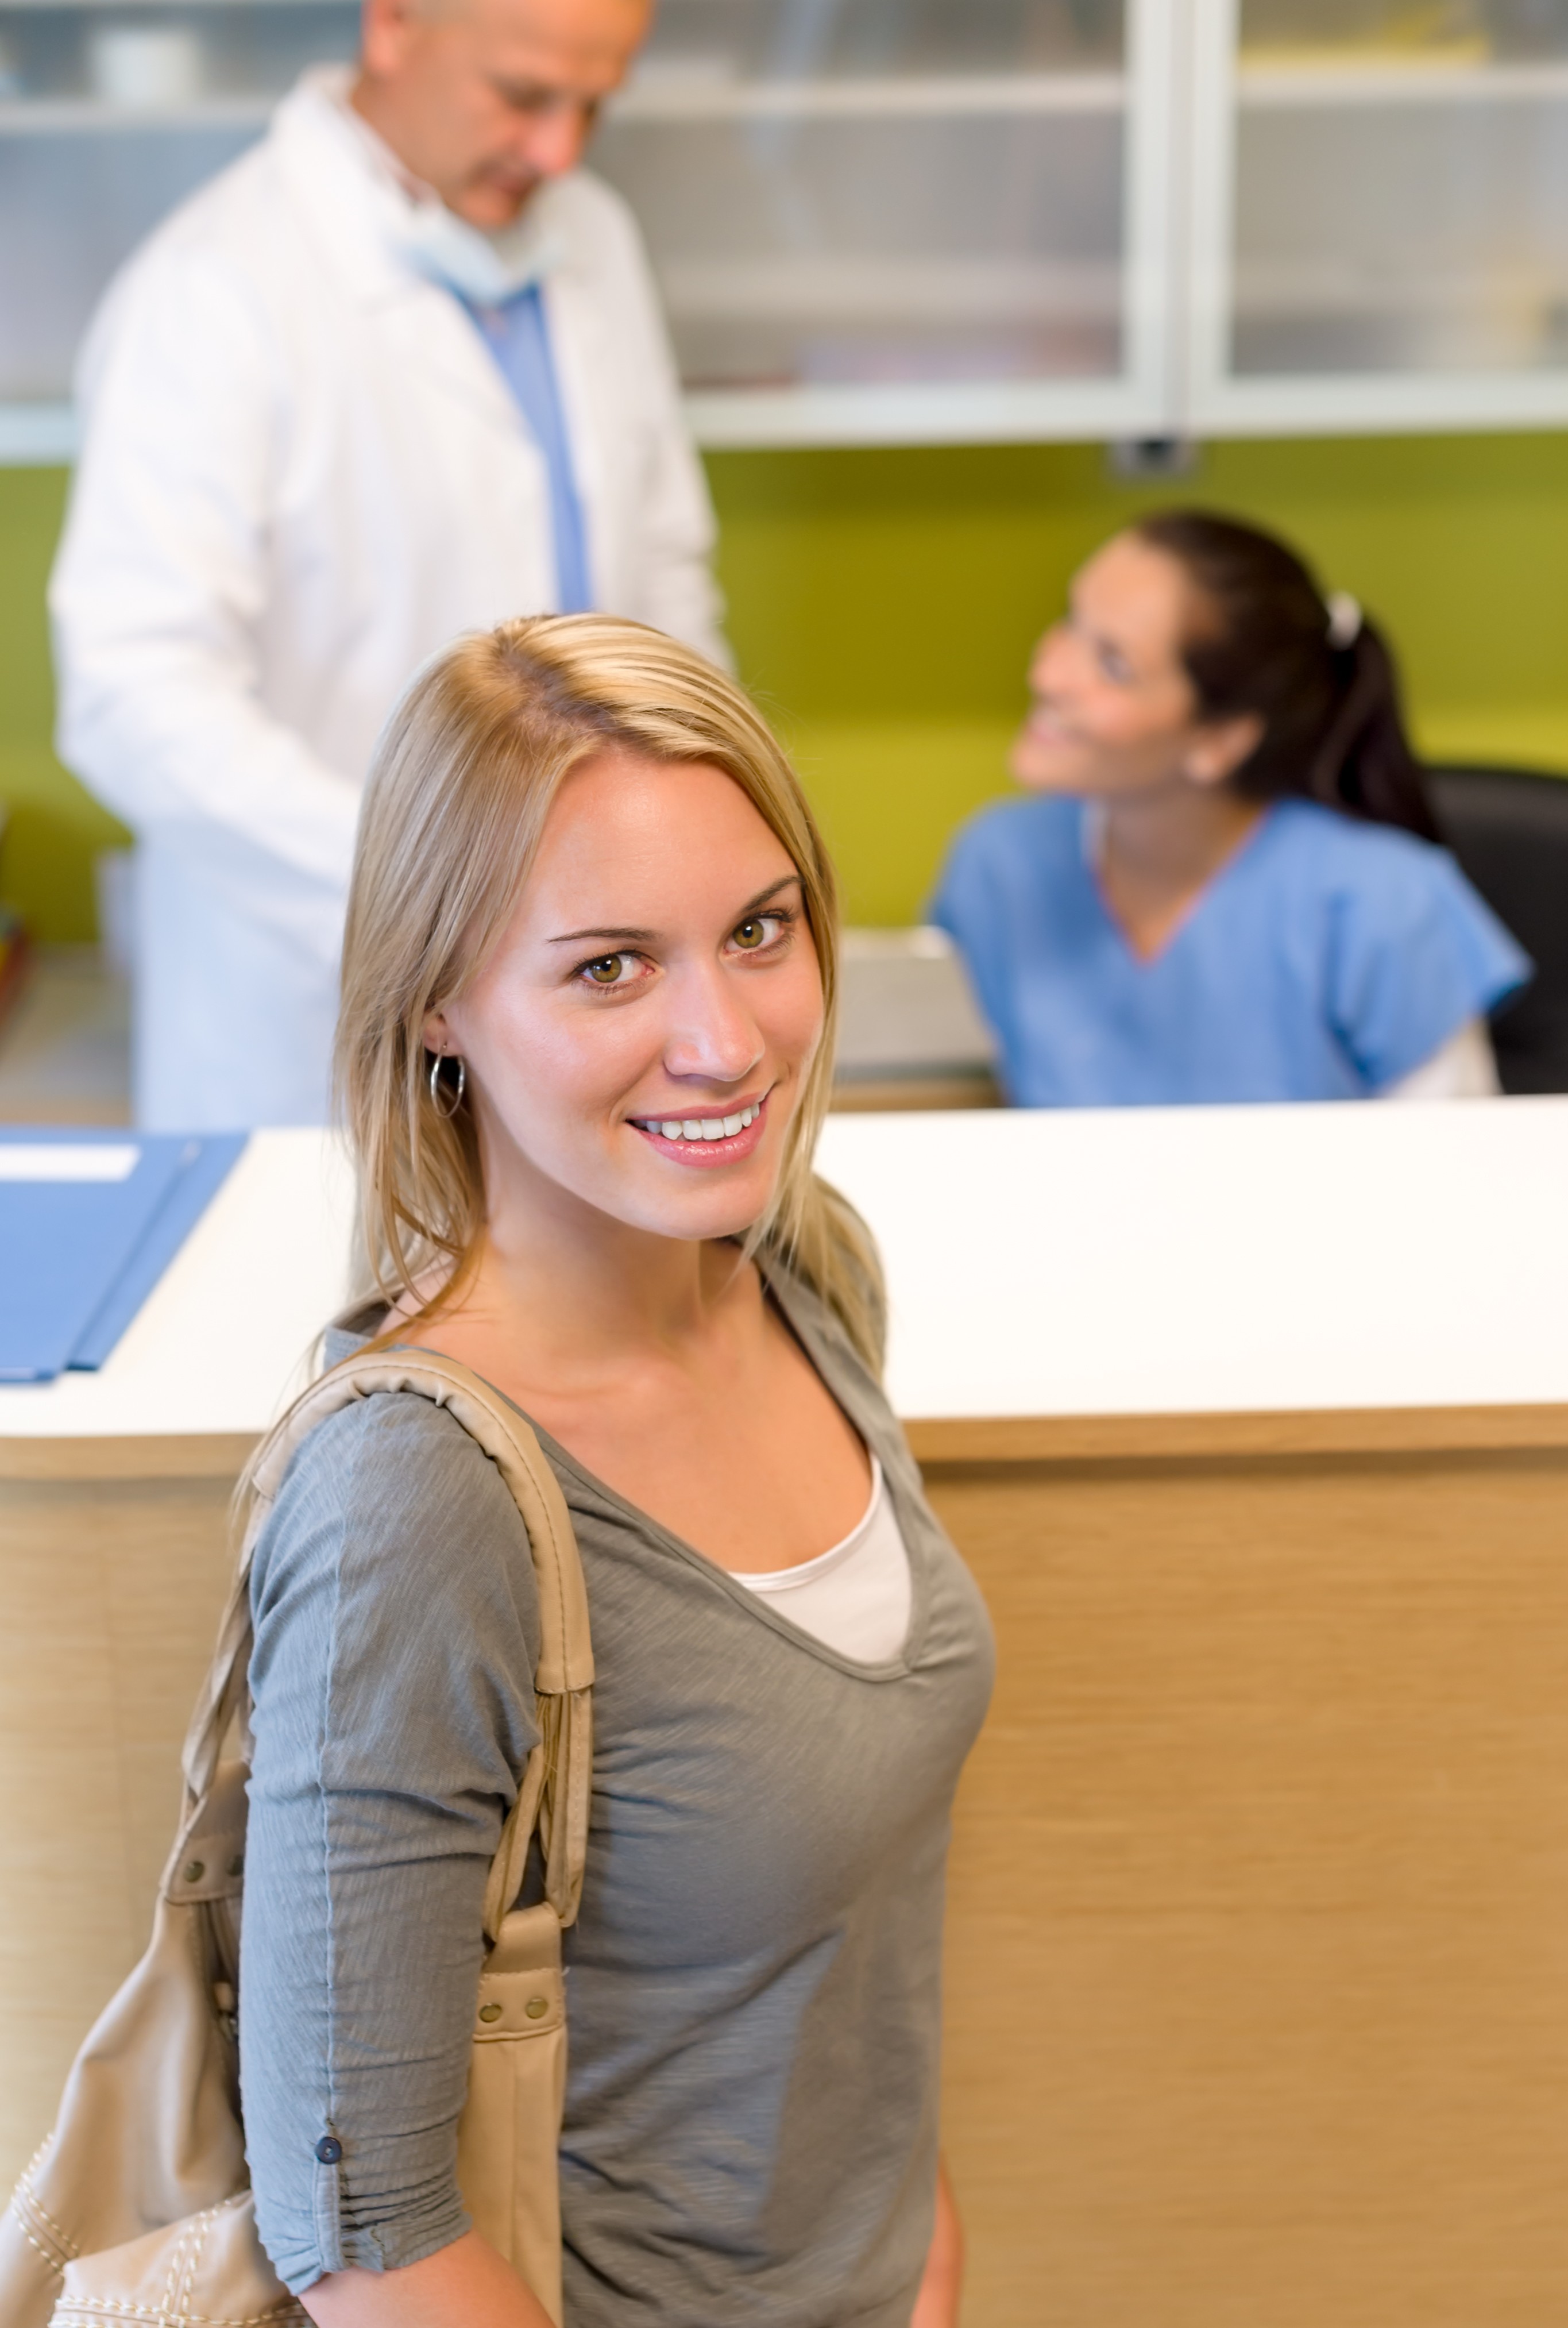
[463,283,593,614]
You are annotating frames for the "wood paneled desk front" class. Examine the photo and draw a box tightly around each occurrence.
[5,1103,1568,2327]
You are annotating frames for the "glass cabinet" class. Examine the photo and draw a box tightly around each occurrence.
[593,0,1178,444]
[7,0,1568,454]
[0,0,357,450]
[1188,0,1568,431]
[0,0,1176,454]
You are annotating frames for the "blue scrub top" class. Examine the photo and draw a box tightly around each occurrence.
[928,795,1531,1107]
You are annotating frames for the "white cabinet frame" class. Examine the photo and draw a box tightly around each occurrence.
[1184,0,1568,438]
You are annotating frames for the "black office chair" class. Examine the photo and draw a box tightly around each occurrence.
[1426,764,1568,1094]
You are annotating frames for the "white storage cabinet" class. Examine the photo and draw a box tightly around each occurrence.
[0,0,357,456]
[0,0,1173,454]
[1189,0,1568,434]
[593,0,1178,446]
[4,0,1568,454]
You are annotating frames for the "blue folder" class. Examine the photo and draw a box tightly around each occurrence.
[1,1128,246,1383]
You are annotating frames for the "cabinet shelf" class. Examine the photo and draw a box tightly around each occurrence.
[1238,57,1568,110]
[609,71,1123,124]
[659,255,1117,327]
[0,94,272,129]
[0,378,1152,461]
[0,71,1125,136]
[0,0,345,9]
[0,403,74,461]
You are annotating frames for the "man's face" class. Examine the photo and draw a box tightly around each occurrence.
[355,0,651,229]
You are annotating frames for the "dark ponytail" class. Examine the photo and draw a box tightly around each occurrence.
[1134,510,1439,842]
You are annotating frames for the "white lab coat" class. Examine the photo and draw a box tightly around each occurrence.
[51,70,727,1132]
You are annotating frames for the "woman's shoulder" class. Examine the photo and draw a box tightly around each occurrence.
[246,1367,543,1849]
[281,1369,507,1473]
[1258,801,1530,1075]
[1268,798,1524,953]
[1265,797,1455,893]
[254,1365,536,1602]
[930,793,1084,931]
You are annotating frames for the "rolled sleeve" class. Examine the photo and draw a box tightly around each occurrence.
[241,1391,542,2294]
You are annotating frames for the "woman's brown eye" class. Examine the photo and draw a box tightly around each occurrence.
[733,920,766,950]
[586,955,623,985]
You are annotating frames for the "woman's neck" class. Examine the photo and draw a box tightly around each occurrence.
[486,1207,737,1358]
[406,1137,752,1401]
[1094,784,1266,961]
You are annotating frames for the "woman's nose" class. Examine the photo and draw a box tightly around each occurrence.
[1033,623,1074,695]
[662,968,764,1086]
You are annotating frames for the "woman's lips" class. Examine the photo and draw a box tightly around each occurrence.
[628,1091,770,1168]
[1023,705,1075,746]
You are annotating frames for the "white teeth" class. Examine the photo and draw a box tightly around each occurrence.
[648,1101,760,1142]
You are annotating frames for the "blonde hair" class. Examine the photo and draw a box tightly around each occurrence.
[334,613,885,1372]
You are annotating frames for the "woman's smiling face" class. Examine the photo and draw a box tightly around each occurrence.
[426,747,826,1243]
[1012,531,1242,799]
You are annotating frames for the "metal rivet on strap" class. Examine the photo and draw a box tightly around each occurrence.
[478,2002,503,2023]
[183,1860,205,1883]
[525,1996,549,2020]
[227,1855,244,1878]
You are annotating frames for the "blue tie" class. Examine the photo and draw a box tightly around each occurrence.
[464,283,594,615]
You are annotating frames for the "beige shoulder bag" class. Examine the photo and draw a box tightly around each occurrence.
[0,1351,594,2328]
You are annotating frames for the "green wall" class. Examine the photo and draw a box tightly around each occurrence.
[0,466,123,941]
[5,432,1568,939]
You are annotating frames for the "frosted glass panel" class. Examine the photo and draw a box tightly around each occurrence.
[0,1,354,103]
[615,0,1122,78]
[1234,0,1568,377]
[0,1,356,404]
[590,0,1129,392]
[0,129,257,399]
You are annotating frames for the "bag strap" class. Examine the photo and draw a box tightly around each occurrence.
[180,1347,595,1934]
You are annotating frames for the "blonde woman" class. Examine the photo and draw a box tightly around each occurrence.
[240,616,995,2328]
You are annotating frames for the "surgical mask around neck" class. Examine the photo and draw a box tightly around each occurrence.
[392,191,559,306]
[324,75,561,306]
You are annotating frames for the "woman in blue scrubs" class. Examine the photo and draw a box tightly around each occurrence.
[929,511,1529,1107]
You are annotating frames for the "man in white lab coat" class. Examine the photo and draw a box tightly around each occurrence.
[51,0,726,1131]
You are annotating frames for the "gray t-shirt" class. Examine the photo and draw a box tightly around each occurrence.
[241,1262,995,2325]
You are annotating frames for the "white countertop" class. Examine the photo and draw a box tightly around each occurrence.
[824,1099,1568,1422]
[4,1100,1567,1443]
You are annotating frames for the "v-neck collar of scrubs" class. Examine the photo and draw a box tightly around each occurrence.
[1080,796,1277,970]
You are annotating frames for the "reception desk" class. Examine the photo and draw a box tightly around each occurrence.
[5,1103,1568,2326]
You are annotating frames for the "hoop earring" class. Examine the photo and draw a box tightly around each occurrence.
[428,1051,466,1119]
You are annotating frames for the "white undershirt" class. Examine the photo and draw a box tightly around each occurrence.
[731,1457,913,1664]
[1383,1016,1501,1099]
